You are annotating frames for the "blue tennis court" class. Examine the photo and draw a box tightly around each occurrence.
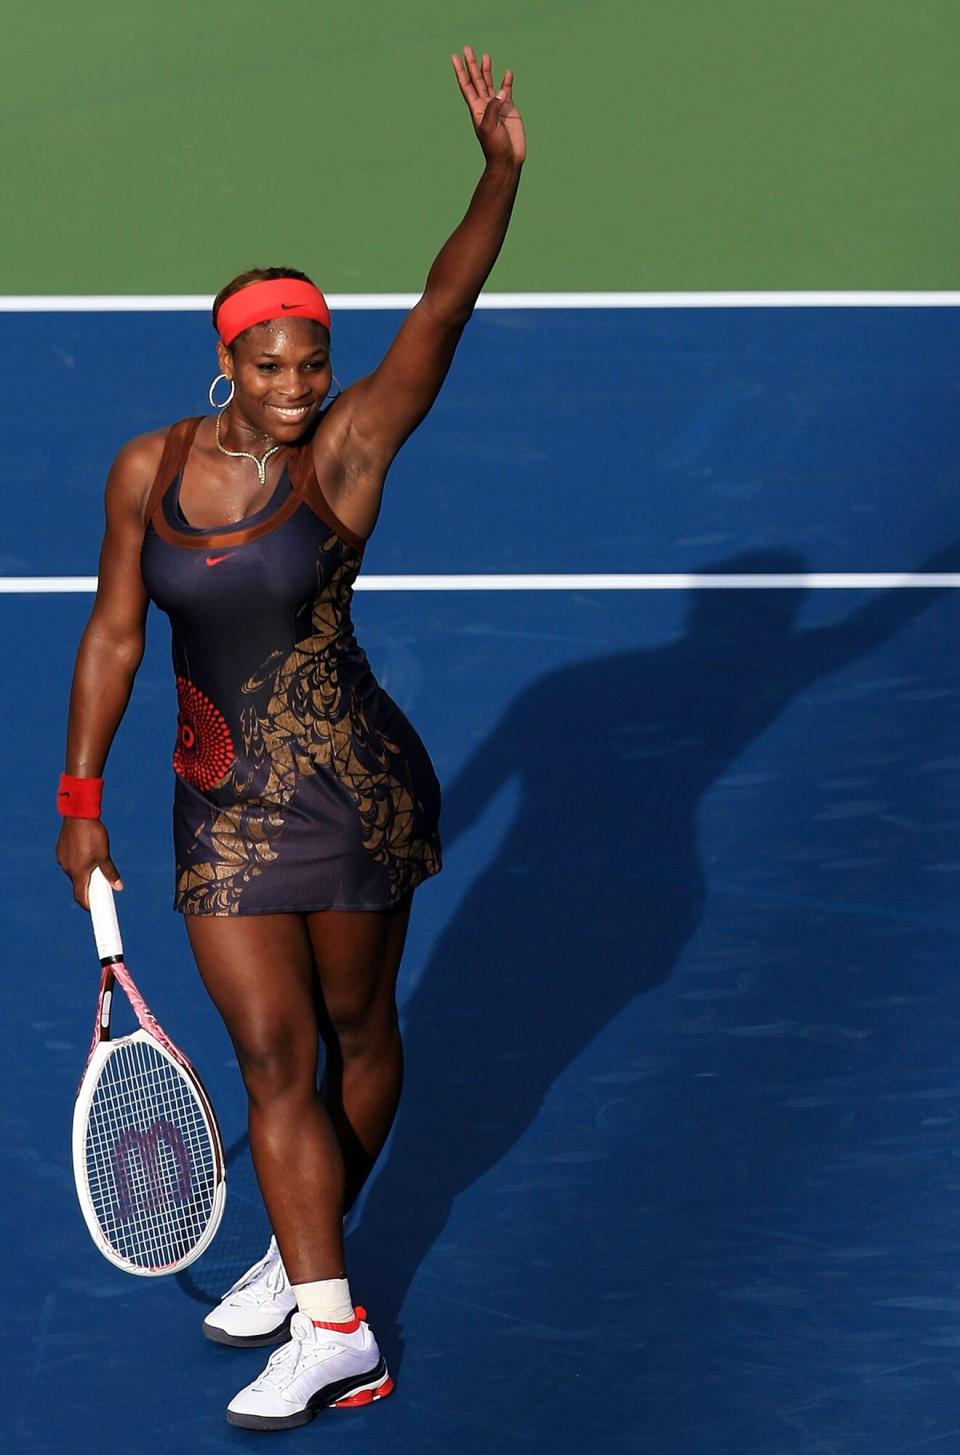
[6,303,960,1453]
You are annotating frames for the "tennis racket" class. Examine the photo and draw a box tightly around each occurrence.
[72,867,226,1275]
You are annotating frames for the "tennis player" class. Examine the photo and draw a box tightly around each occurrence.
[55,48,524,1430]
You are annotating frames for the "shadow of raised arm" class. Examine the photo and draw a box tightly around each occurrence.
[795,539,960,684]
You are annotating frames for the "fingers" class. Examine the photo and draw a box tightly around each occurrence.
[464,45,486,94]
[73,868,93,911]
[102,858,124,894]
[451,51,477,106]
[452,46,503,112]
[56,820,123,911]
[66,860,123,910]
[77,862,123,912]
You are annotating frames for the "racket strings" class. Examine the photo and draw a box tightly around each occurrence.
[83,1037,218,1270]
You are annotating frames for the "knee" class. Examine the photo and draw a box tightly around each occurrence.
[327,993,399,1064]
[234,1030,317,1107]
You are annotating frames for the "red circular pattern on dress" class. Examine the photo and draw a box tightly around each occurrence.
[173,677,236,790]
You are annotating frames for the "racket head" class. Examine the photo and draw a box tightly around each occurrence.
[72,1026,226,1276]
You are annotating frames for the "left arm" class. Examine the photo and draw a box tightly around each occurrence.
[315,48,525,540]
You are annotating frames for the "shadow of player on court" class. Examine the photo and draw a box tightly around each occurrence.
[346,542,960,1366]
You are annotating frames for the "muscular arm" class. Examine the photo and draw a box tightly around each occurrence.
[55,434,162,907]
[316,49,525,540]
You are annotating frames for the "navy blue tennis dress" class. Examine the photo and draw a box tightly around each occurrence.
[139,417,442,916]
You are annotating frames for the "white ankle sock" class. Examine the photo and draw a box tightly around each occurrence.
[291,1277,355,1325]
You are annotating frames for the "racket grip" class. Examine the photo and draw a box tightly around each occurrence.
[88,867,124,961]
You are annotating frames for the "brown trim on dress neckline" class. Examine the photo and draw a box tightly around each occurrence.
[150,482,307,551]
[144,415,363,555]
[143,416,202,530]
[288,445,366,553]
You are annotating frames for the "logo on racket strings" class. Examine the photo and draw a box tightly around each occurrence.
[113,1120,194,1219]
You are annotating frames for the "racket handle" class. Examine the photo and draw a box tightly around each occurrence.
[88,867,124,962]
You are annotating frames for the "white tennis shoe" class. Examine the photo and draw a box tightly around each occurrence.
[203,1237,297,1347]
[226,1309,393,1429]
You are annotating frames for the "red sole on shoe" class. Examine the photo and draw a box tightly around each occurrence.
[332,1376,395,1408]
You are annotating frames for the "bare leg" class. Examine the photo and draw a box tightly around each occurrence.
[186,912,346,1283]
[187,897,412,1282]
[308,894,412,1211]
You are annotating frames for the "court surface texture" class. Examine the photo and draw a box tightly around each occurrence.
[5,299,960,1454]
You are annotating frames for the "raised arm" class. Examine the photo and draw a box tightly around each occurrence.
[55,435,160,908]
[314,47,525,540]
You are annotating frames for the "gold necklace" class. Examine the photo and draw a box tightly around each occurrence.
[215,411,282,486]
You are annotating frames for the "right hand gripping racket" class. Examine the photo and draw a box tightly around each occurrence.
[72,868,226,1275]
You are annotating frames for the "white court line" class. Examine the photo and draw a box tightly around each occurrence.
[3,574,959,595]
[4,301,955,595]
[1,292,959,312]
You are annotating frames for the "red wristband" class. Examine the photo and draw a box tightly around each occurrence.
[57,773,104,819]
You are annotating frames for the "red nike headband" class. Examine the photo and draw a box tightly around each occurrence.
[216,279,331,346]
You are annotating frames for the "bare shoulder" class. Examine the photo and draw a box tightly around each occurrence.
[104,426,171,525]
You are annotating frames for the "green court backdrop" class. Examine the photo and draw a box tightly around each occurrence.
[6,0,959,294]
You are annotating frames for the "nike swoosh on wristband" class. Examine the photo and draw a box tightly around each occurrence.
[206,555,231,567]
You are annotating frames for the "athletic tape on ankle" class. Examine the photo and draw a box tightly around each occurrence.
[291,1276,355,1325]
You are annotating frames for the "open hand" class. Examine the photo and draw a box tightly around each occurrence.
[452,47,525,165]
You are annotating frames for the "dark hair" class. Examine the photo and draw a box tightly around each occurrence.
[211,266,317,339]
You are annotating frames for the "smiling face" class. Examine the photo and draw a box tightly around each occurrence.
[217,317,332,441]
